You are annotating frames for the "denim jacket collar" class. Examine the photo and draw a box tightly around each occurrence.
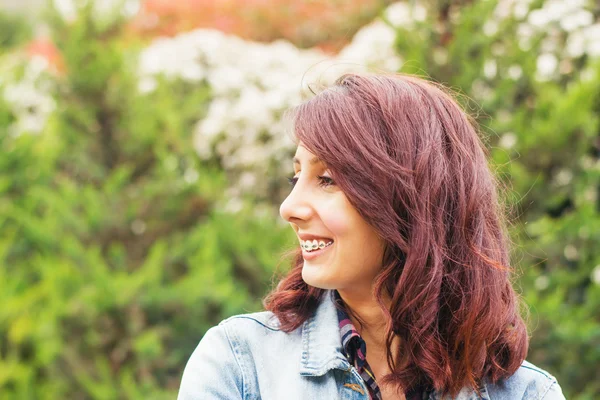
[298,290,349,376]
[297,290,490,400]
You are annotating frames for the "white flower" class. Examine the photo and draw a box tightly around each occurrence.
[592,265,600,285]
[2,58,55,136]
[239,171,257,189]
[513,2,530,20]
[499,133,517,149]
[432,48,448,65]
[560,10,594,32]
[528,9,550,28]
[545,0,570,22]
[554,168,573,186]
[471,79,493,102]
[222,197,244,214]
[183,168,199,184]
[483,60,497,79]
[207,65,246,95]
[337,21,402,72]
[131,219,146,235]
[584,25,600,57]
[385,2,426,27]
[566,31,586,58]
[580,66,596,82]
[53,0,140,23]
[535,275,550,291]
[563,244,579,261]
[483,20,498,37]
[53,0,77,22]
[517,23,535,51]
[508,65,523,80]
[536,53,558,81]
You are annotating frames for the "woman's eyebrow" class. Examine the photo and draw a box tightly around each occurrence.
[293,156,322,166]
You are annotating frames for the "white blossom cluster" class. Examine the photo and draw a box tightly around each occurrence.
[1,55,56,136]
[138,5,408,209]
[140,31,325,209]
[383,1,427,28]
[139,30,327,160]
[502,0,600,81]
[472,0,599,151]
[52,0,140,23]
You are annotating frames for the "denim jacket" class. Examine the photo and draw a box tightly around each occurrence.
[178,290,565,399]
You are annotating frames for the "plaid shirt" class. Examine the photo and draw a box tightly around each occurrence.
[335,291,427,400]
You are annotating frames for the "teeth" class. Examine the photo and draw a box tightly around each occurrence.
[300,239,333,252]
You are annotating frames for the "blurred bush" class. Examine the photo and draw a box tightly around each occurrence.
[0,3,290,399]
[0,0,598,399]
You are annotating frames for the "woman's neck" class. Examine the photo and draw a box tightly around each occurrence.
[337,287,391,348]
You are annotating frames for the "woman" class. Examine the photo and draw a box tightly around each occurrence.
[178,73,565,399]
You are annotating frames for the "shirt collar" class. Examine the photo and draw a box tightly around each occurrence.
[335,291,368,369]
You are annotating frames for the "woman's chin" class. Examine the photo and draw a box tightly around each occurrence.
[301,265,337,290]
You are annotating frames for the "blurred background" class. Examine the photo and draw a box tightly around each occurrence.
[0,0,598,398]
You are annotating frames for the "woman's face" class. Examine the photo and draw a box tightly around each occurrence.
[279,144,386,295]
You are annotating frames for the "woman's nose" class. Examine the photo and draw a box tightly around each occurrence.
[279,184,314,224]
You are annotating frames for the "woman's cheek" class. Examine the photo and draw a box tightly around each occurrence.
[320,197,354,237]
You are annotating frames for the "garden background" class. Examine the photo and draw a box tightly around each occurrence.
[0,0,599,398]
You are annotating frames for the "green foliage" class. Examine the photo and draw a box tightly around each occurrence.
[390,1,600,398]
[0,4,293,399]
[0,11,33,52]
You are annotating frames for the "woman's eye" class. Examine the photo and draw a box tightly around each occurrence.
[287,176,298,187]
[286,175,335,189]
[318,176,335,188]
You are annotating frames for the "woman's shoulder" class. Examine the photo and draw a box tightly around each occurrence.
[482,360,565,400]
[185,310,304,377]
[178,310,286,400]
[218,309,283,332]
[204,309,302,350]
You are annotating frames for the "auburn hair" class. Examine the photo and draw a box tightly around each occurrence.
[264,73,528,397]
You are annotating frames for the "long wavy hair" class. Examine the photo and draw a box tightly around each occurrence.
[264,73,528,397]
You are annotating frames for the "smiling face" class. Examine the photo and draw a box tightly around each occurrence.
[279,144,386,296]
